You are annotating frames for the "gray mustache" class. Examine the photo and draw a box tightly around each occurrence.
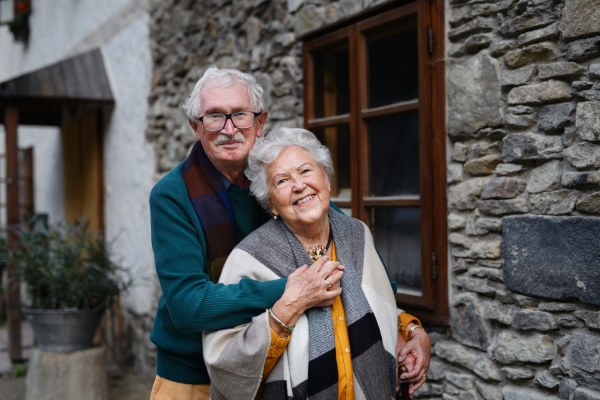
[214,132,246,145]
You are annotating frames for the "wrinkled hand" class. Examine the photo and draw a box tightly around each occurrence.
[397,327,431,398]
[280,256,344,313]
[395,334,416,393]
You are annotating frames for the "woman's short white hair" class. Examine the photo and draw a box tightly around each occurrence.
[246,127,334,211]
[182,67,265,119]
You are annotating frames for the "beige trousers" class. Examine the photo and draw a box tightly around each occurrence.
[150,375,211,400]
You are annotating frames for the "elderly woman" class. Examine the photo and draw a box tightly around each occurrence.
[203,127,429,400]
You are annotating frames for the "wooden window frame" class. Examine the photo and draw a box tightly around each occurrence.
[303,0,447,325]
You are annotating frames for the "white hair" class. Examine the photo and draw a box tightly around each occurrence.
[246,127,334,211]
[182,67,265,119]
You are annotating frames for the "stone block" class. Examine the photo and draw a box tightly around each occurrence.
[505,113,537,128]
[559,0,600,40]
[502,133,563,162]
[567,37,600,61]
[526,160,562,194]
[562,171,600,188]
[449,178,485,210]
[513,309,558,331]
[25,347,108,400]
[449,213,467,230]
[539,62,586,80]
[448,17,495,41]
[534,370,560,389]
[576,101,600,142]
[564,142,600,168]
[494,163,524,176]
[575,192,600,214]
[507,80,573,105]
[465,34,493,53]
[464,155,502,176]
[449,163,464,184]
[446,371,475,390]
[518,22,559,47]
[495,330,556,364]
[574,387,600,400]
[508,105,535,115]
[455,276,498,295]
[591,64,600,79]
[428,357,448,381]
[559,315,584,328]
[479,259,502,268]
[539,302,578,312]
[503,215,600,306]
[490,40,516,57]
[560,378,579,400]
[574,81,594,91]
[452,142,469,162]
[502,366,535,380]
[539,102,576,133]
[434,340,502,381]
[477,197,529,216]
[292,5,325,36]
[574,310,600,330]
[481,177,526,199]
[447,52,502,139]
[570,332,600,374]
[475,218,502,234]
[501,65,537,86]
[500,10,557,37]
[469,267,503,282]
[573,367,600,392]
[504,42,560,69]
[529,190,578,215]
[451,293,492,350]
[503,385,560,400]
[453,241,501,259]
[578,90,600,102]
[470,141,501,158]
[474,380,502,400]
[453,142,470,162]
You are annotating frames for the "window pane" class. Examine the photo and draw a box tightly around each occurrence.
[314,124,351,200]
[368,112,420,196]
[367,16,419,108]
[313,42,350,118]
[372,207,422,295]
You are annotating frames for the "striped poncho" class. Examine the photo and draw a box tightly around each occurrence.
[203,209,399,399]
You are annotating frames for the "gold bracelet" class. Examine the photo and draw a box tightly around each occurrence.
[407,325,422,338]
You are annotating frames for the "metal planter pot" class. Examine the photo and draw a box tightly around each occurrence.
[23,308,102,353]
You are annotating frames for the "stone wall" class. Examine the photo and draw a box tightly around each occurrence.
[146,0,600,397]
[442,0,600,398]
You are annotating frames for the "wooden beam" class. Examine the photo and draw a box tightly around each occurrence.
[4,106,22,362]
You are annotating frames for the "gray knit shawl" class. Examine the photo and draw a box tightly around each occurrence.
[203,209,399,400]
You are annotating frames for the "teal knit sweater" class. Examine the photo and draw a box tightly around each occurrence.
[149,162,397,384]
[149,163,286,384]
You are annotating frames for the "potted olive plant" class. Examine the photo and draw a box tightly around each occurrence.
[5,216,131,352]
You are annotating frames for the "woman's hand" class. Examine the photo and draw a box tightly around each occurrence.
[397,325,431,398]
[269,256,343,337]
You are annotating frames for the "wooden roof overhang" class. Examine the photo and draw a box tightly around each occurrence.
[0,48,114,126]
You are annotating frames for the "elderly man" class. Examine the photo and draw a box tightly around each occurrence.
[149,67,430,400]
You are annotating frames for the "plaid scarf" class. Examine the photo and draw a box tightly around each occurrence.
[181,141,238,283]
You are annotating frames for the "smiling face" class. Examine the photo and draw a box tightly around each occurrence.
[266,146,331,232]
[190,83,267,167]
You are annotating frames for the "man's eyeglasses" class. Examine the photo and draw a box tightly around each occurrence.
[193,111,262,131]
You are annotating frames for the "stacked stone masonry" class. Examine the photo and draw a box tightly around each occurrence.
[446,0,600,399]
[145,0,600,398]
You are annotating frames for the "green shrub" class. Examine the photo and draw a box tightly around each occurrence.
[5,217,131,311]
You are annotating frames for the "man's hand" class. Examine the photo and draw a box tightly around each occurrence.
[397,325,431,398]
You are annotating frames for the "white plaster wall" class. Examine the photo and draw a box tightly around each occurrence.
[102,15,155,315]
[0,0,156,315]
[0,0,132,81]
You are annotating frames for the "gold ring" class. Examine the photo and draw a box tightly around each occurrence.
[324,279,332,289]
